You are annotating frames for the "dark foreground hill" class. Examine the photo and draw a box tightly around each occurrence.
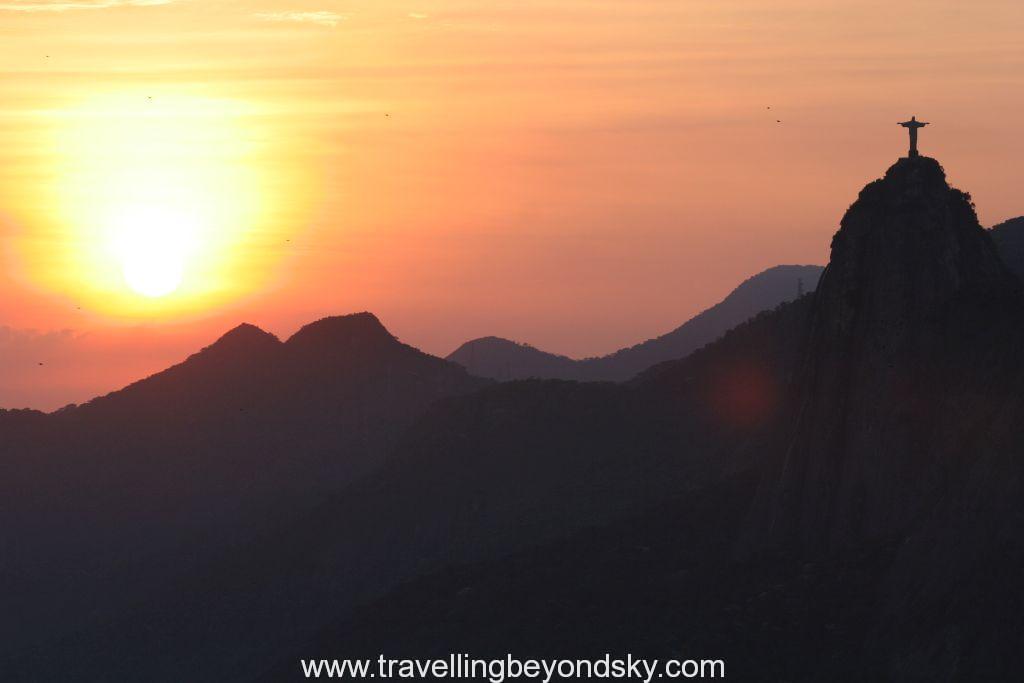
[0,313,487,666]
[447,264,823,381]
[6,293,814,682]
[7,158,1024,682]
[264,158,1024,680]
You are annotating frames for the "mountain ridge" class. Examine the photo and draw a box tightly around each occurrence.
[0,311,489,669]
[284,311,396,350]
[6,161,1024,681]
[247,158,1024,681]
[448,264,824,382]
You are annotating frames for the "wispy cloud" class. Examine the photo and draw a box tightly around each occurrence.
[0,0,171,11]
[253,10,344,28]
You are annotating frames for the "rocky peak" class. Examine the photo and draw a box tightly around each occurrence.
[204,323,281,355]
[817,156,1013,343]
[754,156,1022,554]
[285,312,396,352]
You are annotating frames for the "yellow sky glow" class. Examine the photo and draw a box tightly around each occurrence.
[1,0,1023,408]
[21,92,277,313]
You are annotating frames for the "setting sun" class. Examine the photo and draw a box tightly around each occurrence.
[13,91,287,316]
[110,204,195,298]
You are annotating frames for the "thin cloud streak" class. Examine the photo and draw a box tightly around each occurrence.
[253,10,344,27]
[0,0,171,11]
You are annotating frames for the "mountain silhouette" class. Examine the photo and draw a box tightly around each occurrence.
[447,264,823,381]
[5,296,813,682]
[0,312,487,669]
[446,238,1024,385]
[253,158,1024,680]
[7,163,1024,681]
[447,335,580,380]
[753,156,1022,552]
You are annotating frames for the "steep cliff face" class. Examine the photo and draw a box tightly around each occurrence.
[759,156,1024,553]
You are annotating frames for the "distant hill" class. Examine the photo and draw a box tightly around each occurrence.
[446,336,580,380]
[990,216,1024,281]
[449,223,1024,385]
[447,264,824,381]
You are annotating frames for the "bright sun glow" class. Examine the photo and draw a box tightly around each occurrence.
[110,204,197,298]
[19,91,286,317]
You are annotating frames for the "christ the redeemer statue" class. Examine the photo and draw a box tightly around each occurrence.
[898,116,928,157]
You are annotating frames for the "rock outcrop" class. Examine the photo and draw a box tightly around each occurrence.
[756,156,1024,555]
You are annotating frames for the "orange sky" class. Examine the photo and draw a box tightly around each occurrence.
[1,0,1023,409]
